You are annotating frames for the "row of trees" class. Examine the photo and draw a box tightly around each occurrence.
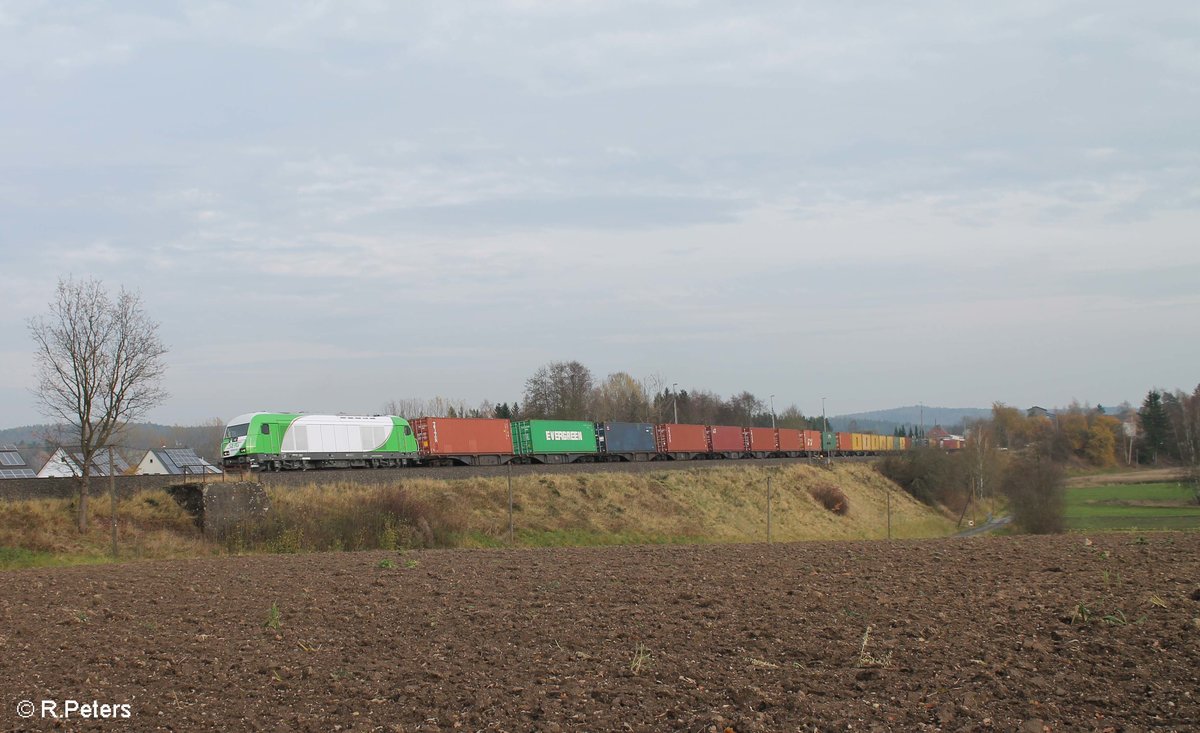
[519,360,824,427]
[385,360,825,429]
[990,402,1126,467]
[990,387,1200,473]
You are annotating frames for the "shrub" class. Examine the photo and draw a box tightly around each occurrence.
[876,447,968,507]
[224,483,466,553]
[1000,455,1066,534]
[810,484,849,515]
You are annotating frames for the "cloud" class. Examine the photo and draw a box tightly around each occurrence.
[0,1,1197,425]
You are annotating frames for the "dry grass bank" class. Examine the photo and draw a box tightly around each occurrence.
[0,489,213,567]
[1,463,955,567]
[257,462,953,548]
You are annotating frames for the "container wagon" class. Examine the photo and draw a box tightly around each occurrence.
[511,419,598,464]
[596,422,657,462]
[654,423,709,459]
[411,417,513,466]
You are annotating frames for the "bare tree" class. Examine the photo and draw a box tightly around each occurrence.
[382,396,474,418]
[29,278,168,531]
[591,372,651,422]
[522,361,594,419]
[193,417,228,464]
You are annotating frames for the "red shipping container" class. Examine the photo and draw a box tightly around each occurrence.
[744,427,777,452]
[777,428,803,452]
[708,425,746,453]
[802,430,822,451]
[654,423,708,453]
[411,417,513,457]
[836,432,853,452]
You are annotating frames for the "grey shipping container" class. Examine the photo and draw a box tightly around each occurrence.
[596,422,657,455]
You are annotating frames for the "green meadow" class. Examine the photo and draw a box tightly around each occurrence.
[1065,482,1200,531]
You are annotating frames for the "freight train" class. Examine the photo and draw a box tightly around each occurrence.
[221,412,910,471]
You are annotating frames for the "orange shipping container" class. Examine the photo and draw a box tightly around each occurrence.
[708,425,746,453]
[654,423,708,453]
[744,427,777,452]
[802,430,822,451]
[777,428,803,452]
[837,433,853,452]
[411,417,513,457]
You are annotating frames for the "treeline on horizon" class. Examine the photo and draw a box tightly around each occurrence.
[385,360,829,430]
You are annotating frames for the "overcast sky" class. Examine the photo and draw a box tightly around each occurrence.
[1,1,1198,427]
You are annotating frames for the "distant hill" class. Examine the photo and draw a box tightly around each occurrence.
[0,424,58,446]
[828,405,991,434]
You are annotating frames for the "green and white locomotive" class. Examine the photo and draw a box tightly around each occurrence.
[221,412,418,471]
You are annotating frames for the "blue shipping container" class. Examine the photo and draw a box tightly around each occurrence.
[596,422,657,454]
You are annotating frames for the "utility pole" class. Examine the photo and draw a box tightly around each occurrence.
[770,394,776,430]
[821,397,830,465]
[109,447,117,559]
[672,383,679,424]
[886,486,892,541]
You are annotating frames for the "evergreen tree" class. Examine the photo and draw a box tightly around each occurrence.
[1139,390,1170,462]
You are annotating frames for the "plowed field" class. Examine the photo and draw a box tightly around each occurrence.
[2,533,1199,732]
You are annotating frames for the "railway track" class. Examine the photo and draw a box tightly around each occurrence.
[244,454,879,487]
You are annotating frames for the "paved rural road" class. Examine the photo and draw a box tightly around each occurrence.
[956,514,1013,536]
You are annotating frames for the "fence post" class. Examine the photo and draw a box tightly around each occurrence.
[766,476,772,544]
[507,462,514,545]
[886,488,892,540]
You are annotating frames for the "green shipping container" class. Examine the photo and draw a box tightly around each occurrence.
[821,431,837,452]
[511,420,598,455]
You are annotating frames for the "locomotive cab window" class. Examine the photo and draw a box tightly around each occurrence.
[404,426,412,436]
[225,424,249,440]
[261,424,270,435]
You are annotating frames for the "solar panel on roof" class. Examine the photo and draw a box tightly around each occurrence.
[76,451,130,475]
[0,452,22,466]
[0,468,36,478]
[160,448,219,473]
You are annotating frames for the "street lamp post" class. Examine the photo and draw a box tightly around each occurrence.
[821,397,830,464]
[770,394,776,429]
[672,382,679,424]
